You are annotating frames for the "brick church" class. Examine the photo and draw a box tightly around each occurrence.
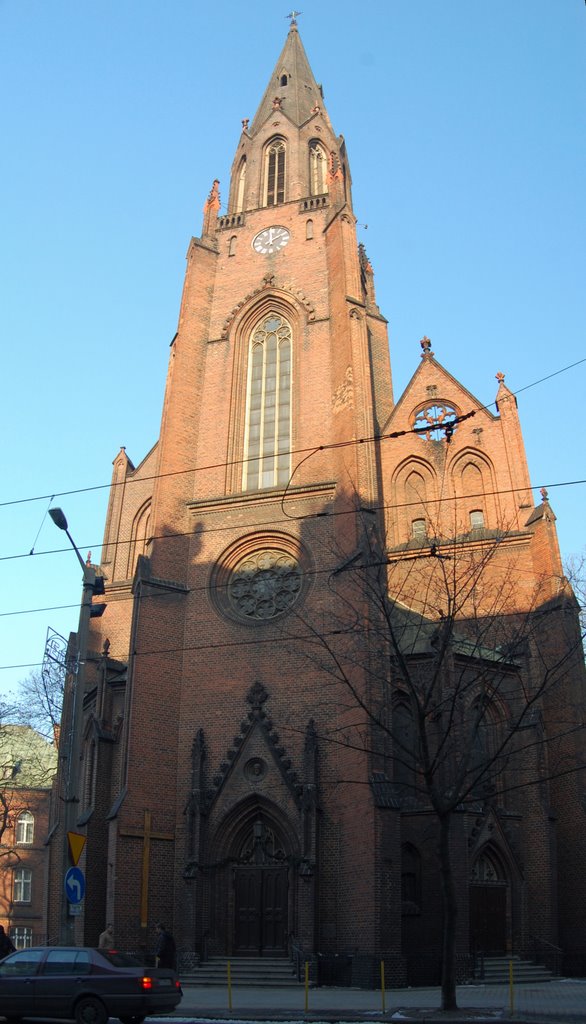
[47,20,585,982]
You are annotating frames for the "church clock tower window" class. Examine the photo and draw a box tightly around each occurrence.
[265,139,286,206]
[235,158,246,213]
[244,313,292,490]
[309,142,328,196]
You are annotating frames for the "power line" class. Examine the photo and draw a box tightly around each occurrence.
[1,356,584,513]
[0,547,573,623]
[1,476,584,567]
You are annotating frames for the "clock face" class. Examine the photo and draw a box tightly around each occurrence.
[252,226,290,255]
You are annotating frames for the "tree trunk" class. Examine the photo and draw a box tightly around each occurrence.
[439,812,458,1010]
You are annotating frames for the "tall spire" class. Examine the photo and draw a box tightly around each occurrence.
[249,21,327,135]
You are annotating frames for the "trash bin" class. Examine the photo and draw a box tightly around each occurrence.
[317,953,353,986]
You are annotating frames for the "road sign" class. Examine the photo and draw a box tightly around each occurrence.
[64,866,85,905]
[67,831,86,866]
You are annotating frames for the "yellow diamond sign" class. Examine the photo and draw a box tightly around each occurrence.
[67,832,86,866]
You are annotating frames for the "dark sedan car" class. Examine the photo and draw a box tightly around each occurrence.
[0,945,182,1024]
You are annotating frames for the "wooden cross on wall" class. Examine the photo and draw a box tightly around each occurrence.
[120,809,175,929]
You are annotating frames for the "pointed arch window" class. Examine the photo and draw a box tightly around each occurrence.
[244,313,292,491]
[265,139,286,206]
[235,158,246,213]
[127,501,151,578]
[309,142,328,196]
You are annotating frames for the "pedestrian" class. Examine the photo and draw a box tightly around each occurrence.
[98,923,115,949]
[154,922,176,970]
[0,925,16,959]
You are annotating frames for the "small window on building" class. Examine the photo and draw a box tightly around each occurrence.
[306,219,314,240]
[412,518,426,540]
[280,74,288,87]
[11,926,33,950]
[13,867,32,903]
[16,811,34,845]
[470,509,485,530]
[229,234,237,256]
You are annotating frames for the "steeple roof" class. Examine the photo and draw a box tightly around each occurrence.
[249,22,327,134]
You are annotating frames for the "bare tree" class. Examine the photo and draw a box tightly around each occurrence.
[11,629,67,743]
[294,515,586,1010]
[564,548,586,654]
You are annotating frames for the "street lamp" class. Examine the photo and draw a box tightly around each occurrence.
[49,507,106,943]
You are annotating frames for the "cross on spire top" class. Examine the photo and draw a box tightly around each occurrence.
[286,10,302,26]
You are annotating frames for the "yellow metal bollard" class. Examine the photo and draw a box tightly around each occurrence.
[380,960,386,1013]
[508,958,514,1016]
[227,959,232,1011]
[304,960,309,1012]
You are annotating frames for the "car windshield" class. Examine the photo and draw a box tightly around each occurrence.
[96,949,143,967]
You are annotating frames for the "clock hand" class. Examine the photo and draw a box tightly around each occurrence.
[268,229,274,244]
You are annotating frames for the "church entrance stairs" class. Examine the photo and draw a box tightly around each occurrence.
[474,955,555,984]
[180,956,301,987]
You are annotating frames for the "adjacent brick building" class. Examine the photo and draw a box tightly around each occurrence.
[1,725,57,947]
[46,21,585,981]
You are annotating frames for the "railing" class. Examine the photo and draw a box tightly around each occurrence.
[289,935,304,981]
[472,947,485,979]
[10,931,51,949]
[218,213,245,230]
[530,935,563,976]
[300,196,328,212]
[199,929,211,964]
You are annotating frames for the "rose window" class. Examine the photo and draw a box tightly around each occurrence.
[228,550,301,620]
[412,402,458,442]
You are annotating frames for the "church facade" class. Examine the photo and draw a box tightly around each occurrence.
[46,22,586,983]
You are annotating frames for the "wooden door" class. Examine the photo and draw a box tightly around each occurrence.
[469,884,507,953]
[235,867,287,955]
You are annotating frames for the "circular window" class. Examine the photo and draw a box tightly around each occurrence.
[244,758,268,781]
[211,534,309,623]
[412,402,459,442]
[228,549,301,620]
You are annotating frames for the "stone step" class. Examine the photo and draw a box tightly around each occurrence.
[181,956,301,987]
[475,957,555,984]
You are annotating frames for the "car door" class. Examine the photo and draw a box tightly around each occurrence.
[34,947,93,1015]
[0,948,44,1015]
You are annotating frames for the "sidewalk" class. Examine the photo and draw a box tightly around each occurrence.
[172,978,586,1023]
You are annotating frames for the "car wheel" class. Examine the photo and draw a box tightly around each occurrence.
[74,996,108,1024]
[119,1017,146,1024]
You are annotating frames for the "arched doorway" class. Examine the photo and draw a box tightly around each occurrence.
[469,849,508,954]
[234,818,288,955]
[210,798,299,958]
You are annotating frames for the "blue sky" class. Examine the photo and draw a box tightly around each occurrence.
[1,0,584,698]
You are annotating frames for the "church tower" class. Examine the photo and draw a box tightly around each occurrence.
[62,18,396,972]
[47,18,586,983]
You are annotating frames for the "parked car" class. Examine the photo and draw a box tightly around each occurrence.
[0,945,182,1024]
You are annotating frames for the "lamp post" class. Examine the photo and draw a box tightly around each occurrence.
[49,508,105,943]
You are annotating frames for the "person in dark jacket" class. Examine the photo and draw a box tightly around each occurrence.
[0,925,16,959]
[154,922,176,970]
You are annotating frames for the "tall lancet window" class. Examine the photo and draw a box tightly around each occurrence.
[244,313,292,490]
[235,158,246,213]
[265,139,286,206]
[309,142,328,195]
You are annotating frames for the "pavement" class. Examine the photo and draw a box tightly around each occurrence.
[168,978,586,1024]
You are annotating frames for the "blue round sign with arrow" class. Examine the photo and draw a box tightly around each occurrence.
[64,866,85,905]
